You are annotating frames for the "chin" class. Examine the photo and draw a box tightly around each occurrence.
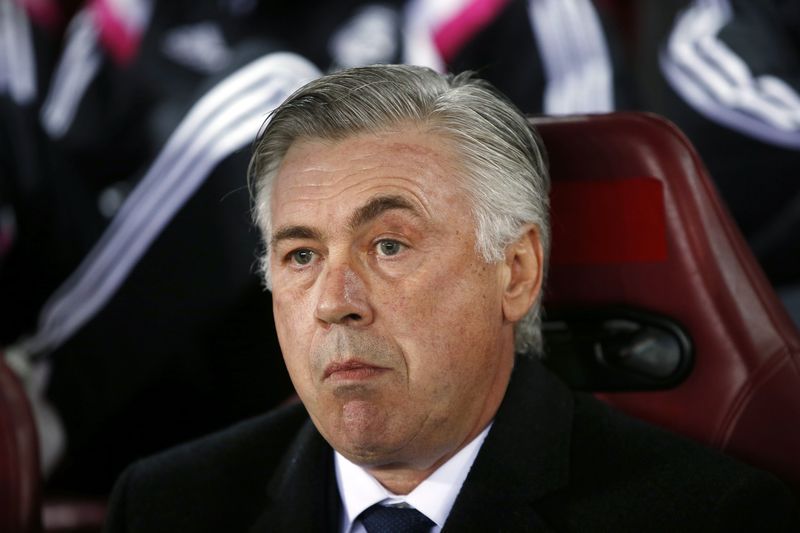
[340,445,392,466]
[334,423,408,467]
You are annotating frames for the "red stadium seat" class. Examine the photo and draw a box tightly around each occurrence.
[0,355,106,533]
[0,356,41,533]
[535,112,800,493]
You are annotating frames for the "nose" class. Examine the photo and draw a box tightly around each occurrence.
[314,261,374,327]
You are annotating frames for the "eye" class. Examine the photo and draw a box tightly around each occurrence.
[376,239,405,257]
[289,248,315,265]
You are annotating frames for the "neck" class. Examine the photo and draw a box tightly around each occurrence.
[364,416,498,495]
[365,346,516,495]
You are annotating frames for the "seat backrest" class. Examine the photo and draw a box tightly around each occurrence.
[0,356,41,533]
[534,112,800,491]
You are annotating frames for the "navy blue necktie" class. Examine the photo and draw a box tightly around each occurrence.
[359,504,435,533]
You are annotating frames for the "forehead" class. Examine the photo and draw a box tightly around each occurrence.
[270,127,470,227]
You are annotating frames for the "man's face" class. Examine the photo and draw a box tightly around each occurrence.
[268,126,517,474]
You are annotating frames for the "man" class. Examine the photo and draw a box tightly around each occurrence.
[104,65,799,532]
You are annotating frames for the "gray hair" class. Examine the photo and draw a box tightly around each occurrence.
[249,64,550,356]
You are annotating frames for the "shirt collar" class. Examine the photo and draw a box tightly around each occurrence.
[335,423,492,532]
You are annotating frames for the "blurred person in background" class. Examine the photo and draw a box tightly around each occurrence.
[646,0,800,324]
[1,0,321,495]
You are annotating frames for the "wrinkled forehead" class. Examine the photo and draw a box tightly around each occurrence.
[268,129,473,224]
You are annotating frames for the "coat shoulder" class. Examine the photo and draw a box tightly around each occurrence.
[104,402,310,533]
[559,393,800,531]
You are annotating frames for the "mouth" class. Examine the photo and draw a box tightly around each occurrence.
[323,360,389,381]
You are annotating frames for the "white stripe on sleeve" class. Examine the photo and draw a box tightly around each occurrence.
[529,0,613,114]
[0,0,37,104]
[39,10,102,137]
[27,52,319,355]
[661,0,800,148]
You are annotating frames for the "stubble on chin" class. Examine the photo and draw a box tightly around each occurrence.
[305,329,406,456]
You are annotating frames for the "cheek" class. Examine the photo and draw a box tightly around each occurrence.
[273,288,317,383]
[386,260,501,372]
[419,261,498,326]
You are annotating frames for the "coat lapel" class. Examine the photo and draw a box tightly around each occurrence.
[248,419,340,533]
[443,357,575,532]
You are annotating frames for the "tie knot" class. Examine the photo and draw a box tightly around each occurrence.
[359,504,435,533]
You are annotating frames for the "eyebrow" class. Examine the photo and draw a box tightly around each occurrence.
[347,194,421,232]
[270,194,421,249]
[270,225,323,249]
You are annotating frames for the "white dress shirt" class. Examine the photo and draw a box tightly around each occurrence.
[335,424,492,533]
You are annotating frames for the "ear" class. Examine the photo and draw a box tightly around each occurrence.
[501,225,544,324]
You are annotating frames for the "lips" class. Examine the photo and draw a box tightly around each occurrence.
[323,360,388,381]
